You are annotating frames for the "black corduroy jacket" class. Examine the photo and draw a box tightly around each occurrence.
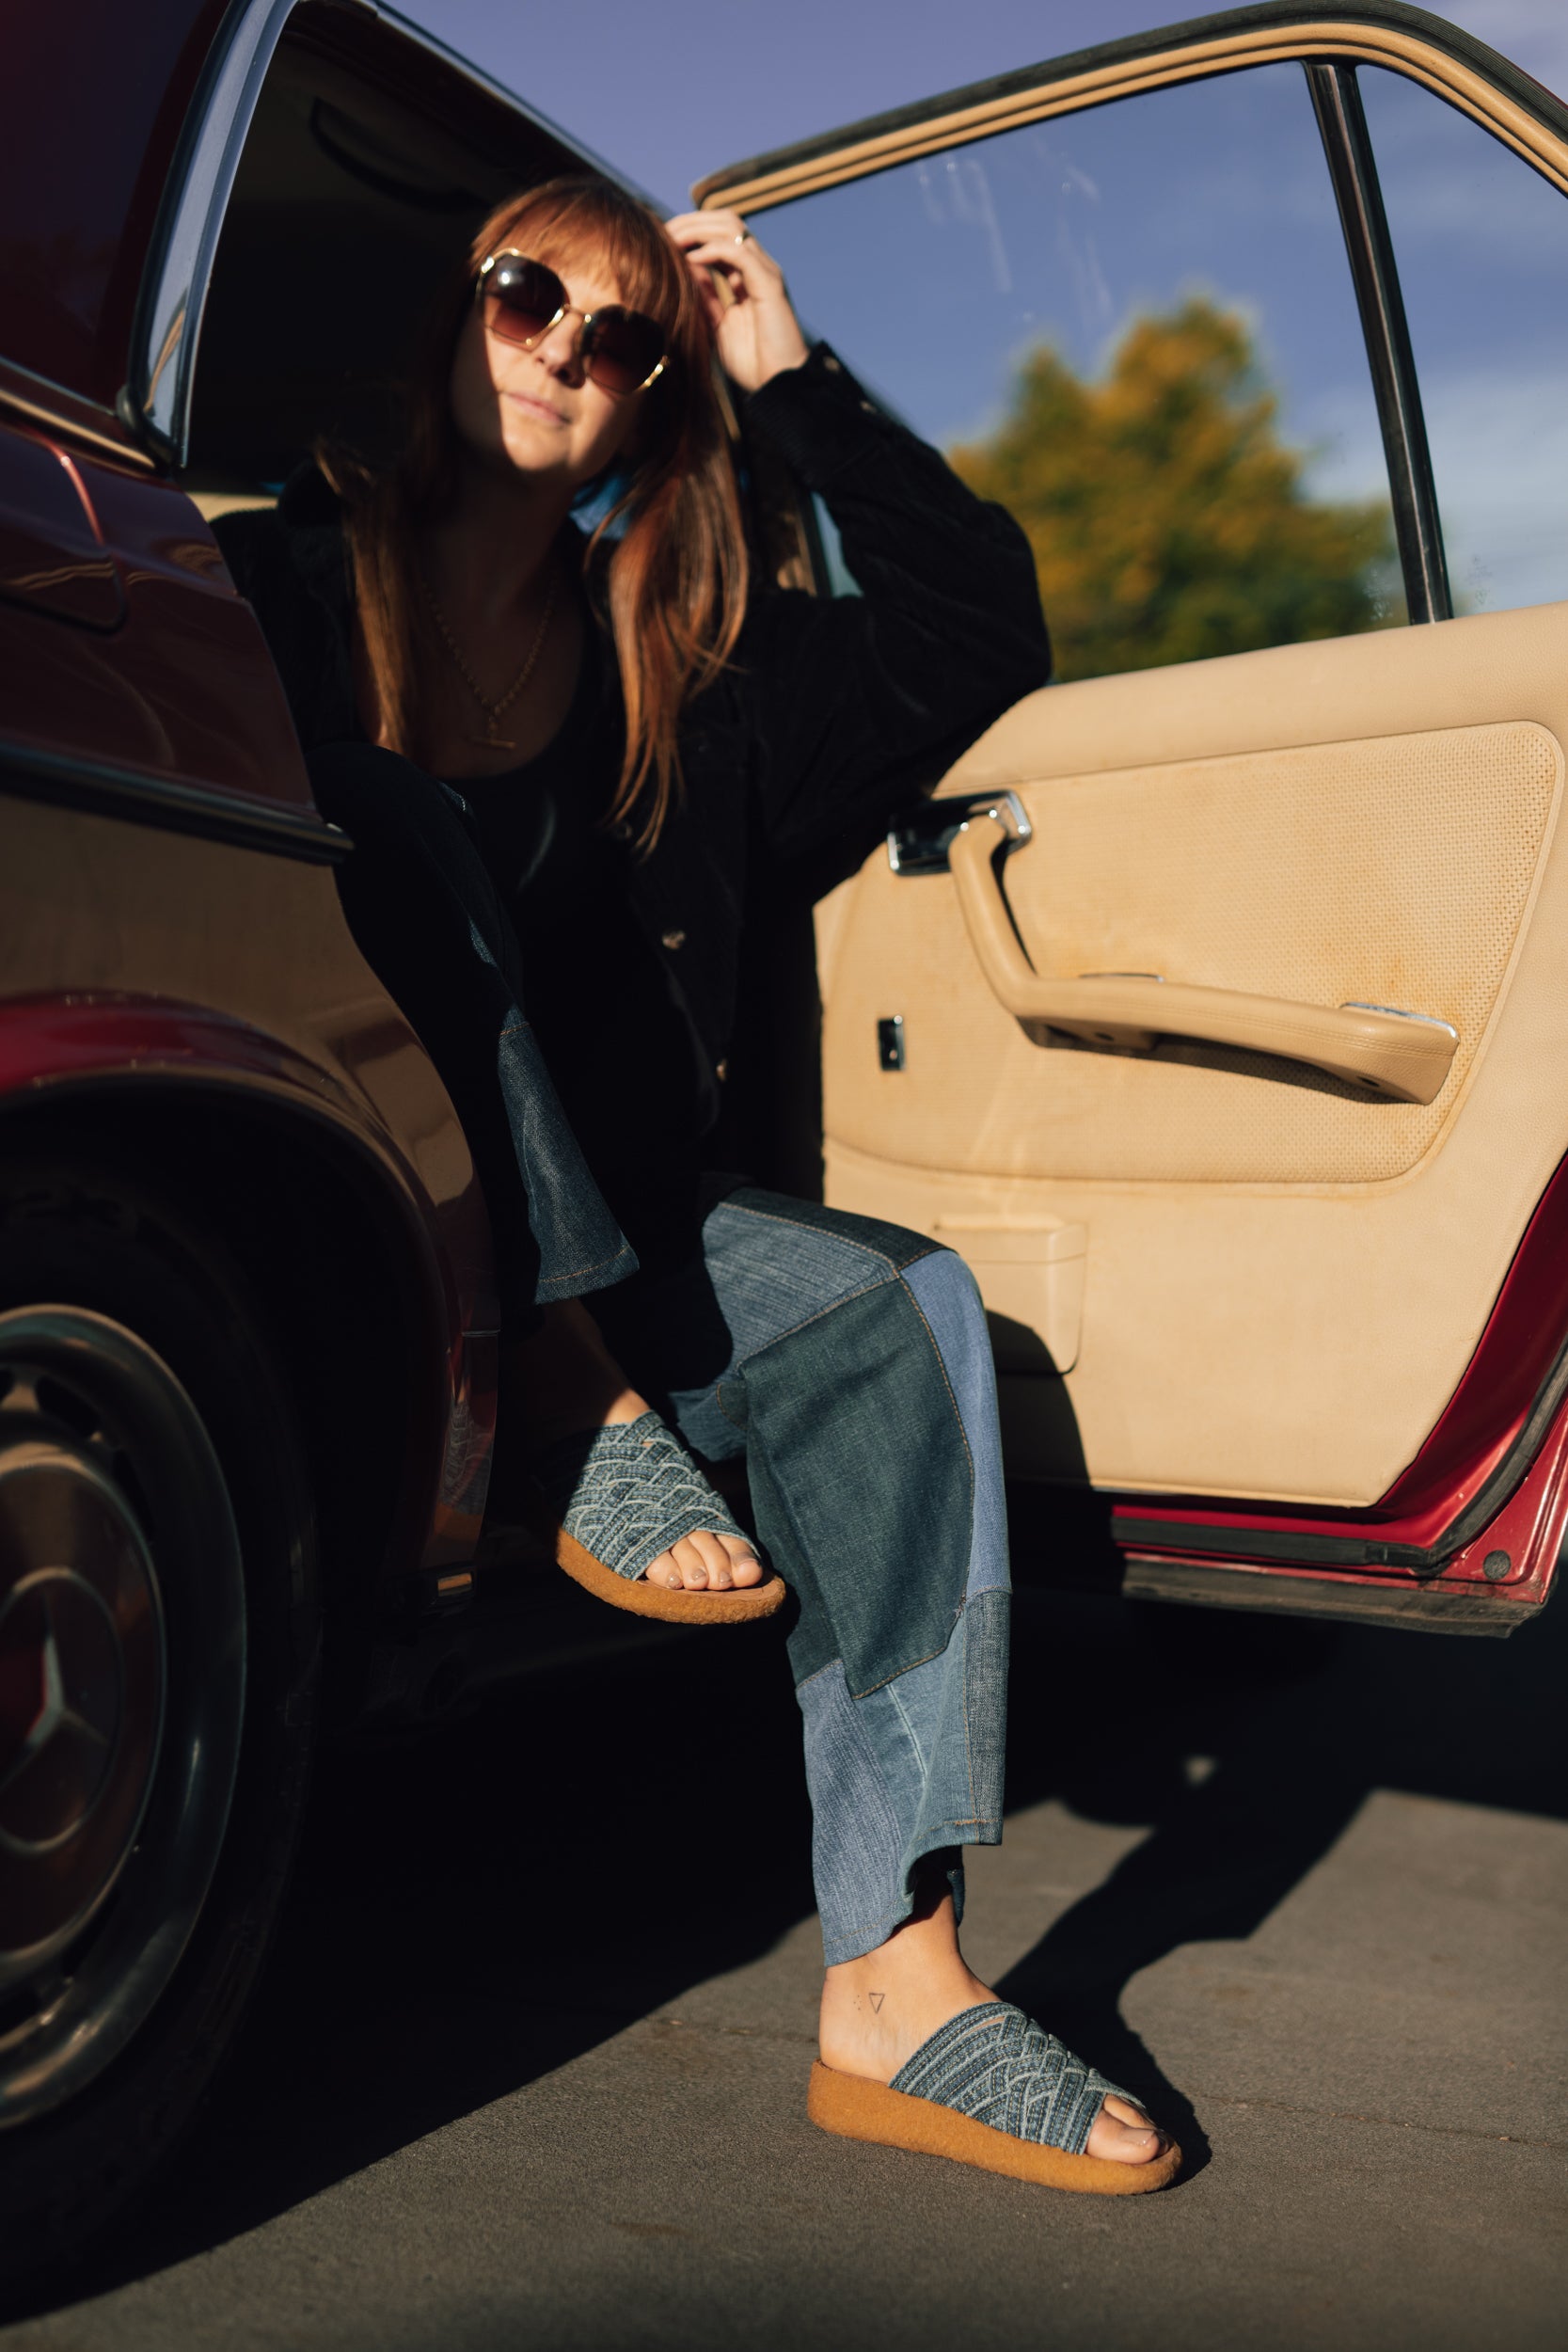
[214,344,1051,1121]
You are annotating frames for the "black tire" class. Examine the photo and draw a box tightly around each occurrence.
[0,1155,320,2280]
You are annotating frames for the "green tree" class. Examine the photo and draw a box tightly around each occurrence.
[949,296,1396,683]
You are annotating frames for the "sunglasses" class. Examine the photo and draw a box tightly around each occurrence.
[475,251,668,396]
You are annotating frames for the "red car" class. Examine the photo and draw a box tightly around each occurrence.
[3,0,1566,2266]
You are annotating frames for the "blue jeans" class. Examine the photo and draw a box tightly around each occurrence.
[308,744,1010,1964]
[597,1192,1010,1965]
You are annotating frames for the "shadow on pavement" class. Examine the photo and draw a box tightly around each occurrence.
[22,1561,1568,2313]
[996,1579,1568,2173]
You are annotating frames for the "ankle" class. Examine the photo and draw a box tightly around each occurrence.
[818,1887,996,2081]
[520,1387,647,1456]
[502,1304,649,1457]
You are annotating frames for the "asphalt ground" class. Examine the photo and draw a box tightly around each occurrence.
[3,1570,1565,2352]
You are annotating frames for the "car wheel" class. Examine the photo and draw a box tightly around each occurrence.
[0,1159,320,2280]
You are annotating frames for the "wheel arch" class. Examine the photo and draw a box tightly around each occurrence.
[0,1071,463,1689]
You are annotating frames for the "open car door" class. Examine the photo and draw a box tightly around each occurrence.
[697,2,1568,1635]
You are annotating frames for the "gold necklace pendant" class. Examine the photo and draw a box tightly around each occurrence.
[421,565,561,753]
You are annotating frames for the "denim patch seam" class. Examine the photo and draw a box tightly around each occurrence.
[836,1266,974,1700]
[895,1266,975,1503]
[730,1261,974,1694]
[535,1246,641,1284]
[716,1199,927,1284]
[711,1276,891,1434]
[958,1599,976,1826]
[725,1189,946,1274]
[841,1594,974,1699]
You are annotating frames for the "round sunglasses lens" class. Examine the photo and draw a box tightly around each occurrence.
[483,258,566,345]
[584,309,663,394]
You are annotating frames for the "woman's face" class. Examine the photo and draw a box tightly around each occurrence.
[448,245,654,494]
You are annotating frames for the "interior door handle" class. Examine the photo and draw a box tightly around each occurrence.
[947,812,1459,1105]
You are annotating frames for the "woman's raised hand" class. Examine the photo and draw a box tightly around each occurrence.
[665,208,811,392]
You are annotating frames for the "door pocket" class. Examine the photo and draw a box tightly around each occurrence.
[935,1220,1087,1375]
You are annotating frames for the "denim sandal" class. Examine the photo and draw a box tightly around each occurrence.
[531,1410,787,1625]
[809,2002,1181,2195]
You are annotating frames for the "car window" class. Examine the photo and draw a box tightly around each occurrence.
[0,0,226,407]
[756,63,1404,680]
[1357,64,1568,620]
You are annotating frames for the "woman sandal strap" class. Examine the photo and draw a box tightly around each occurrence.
[809,2002,1181,2196]
[531,1410,786,1625]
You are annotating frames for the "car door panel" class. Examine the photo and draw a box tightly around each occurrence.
[816,599,1568,1509]
[701,14,1568,1622]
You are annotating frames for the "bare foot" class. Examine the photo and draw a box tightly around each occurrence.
[503,1303,765,1590]
[636,1523,765,1593]
[818,1883,1166,2167]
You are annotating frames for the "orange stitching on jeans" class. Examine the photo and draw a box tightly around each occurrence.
[718,1200,910,1275]
[731,1278,889,1370]
[537,1246,638,1284]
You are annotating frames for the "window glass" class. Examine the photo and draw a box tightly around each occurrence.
[0,0,227,406]
[1358,65,1568,617]
[757,64,1403,679]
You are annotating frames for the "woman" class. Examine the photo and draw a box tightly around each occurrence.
[216,176,1178,2193]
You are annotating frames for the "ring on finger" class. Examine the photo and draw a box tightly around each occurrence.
[735,229,752,246]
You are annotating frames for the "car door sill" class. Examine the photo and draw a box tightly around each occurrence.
[1116,1553,1537,1636]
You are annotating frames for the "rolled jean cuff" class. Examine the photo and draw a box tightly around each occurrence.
[495,1015,640,1306]
[533,1241,640,1301]
[819,1836,997,1969]
[799,1589,1008,1967]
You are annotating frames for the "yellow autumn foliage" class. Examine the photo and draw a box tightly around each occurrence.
[949,296,1397,683]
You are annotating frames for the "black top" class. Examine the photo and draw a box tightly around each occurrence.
[451,630,707,1272]
[215,343,1052,1261]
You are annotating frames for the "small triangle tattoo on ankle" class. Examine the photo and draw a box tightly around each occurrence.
[869,1992,885,2012]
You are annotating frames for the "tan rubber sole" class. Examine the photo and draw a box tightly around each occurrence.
[554,1527,787,1625]
[808,2061,1182,2196]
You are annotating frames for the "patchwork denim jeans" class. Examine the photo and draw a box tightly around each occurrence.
[305,747,1009,1966]
[597,1191,1010,1965]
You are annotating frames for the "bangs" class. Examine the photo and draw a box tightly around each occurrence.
[475,180,689,337]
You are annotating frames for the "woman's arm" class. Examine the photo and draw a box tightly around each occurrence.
[738,343,1052,862]
[666,211,1051,866]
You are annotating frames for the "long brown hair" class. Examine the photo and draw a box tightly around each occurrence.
[327,176,748,848]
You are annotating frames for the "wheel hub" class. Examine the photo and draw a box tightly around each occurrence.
[0,1431,165,1979]
[0,1304,246,2133]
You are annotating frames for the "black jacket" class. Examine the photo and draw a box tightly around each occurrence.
[214,343,1051,1116]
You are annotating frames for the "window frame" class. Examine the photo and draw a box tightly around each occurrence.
[702,2,1568,630]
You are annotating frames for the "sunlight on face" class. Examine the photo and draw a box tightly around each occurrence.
[449,250,647,493]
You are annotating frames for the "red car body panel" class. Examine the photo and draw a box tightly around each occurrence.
[0,0,533,1631]
[0,396,500,1592]
[1122,1393,1568,1627]
[1110,1149,1568,1613]
[0,429,123,630]
[2,0,228,409]
[1,421,312,807]
[0,984,498,1573]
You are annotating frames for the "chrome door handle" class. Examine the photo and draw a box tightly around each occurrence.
[948,812,1458,1105]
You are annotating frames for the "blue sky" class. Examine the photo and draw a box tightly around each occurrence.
[392,2,1568,616]
[393,1,1566,211]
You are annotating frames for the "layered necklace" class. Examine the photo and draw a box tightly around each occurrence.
[420,565,560,752]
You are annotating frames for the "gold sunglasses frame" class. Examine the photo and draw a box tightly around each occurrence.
[475,250,668,395]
